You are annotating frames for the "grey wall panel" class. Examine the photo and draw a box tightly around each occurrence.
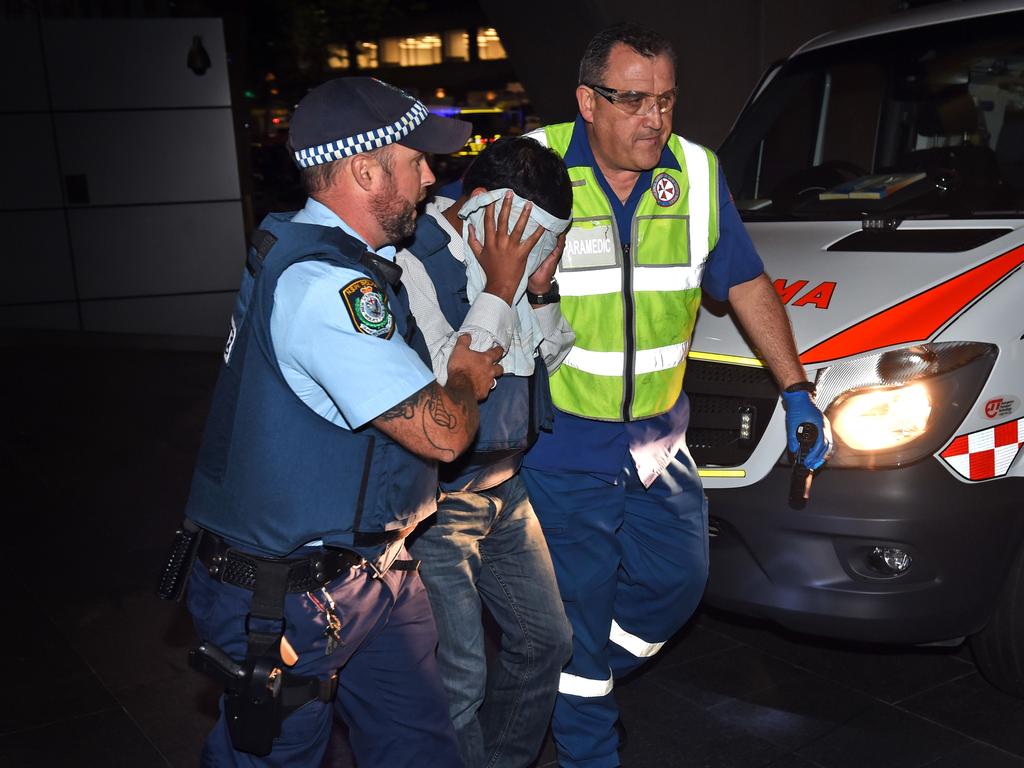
[70,202,246,299]
[82,292,236,337]
[0,211,75,304]
[2,19,49,113]
[0,302,79,331]
[42,18,231,110]
[0,115,64,210]
[54,109,240,206]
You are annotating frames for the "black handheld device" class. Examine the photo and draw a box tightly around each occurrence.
[788,422,818,509]
[156,525,202,601]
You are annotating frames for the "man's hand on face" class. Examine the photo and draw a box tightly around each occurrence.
[467,191,546,306]
[446,334,505,401]
[527,232,566,295]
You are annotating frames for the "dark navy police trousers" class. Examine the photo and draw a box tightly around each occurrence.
[187,546,463,767]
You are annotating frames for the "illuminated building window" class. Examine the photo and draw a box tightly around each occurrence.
[380,34,442,67]
[356,41,378,69]
[477,27,507,60]
[445,29,469,61]
[326,44,350,70]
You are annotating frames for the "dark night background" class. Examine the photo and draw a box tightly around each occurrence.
[5,1,1024,766]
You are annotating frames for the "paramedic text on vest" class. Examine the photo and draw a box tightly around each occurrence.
[165,77,502,768]
[519,24,834,768]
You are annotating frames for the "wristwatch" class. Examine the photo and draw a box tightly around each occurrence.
[527,279,560,306]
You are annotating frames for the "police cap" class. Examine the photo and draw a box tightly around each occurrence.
[289,77,472,169]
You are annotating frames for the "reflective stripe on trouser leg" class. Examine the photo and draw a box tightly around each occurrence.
[558,670,613,697]
[609,619,665,658]
[520,466,626,768]
[608,447,709,681]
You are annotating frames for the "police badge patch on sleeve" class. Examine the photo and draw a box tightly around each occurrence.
[340,278,395,338]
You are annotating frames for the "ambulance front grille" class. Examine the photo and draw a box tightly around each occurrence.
[682,360,779,468]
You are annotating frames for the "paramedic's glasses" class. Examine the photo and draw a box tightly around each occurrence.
[586,84,677,115]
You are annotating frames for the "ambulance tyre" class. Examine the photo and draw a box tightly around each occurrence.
[970,543,1024,698]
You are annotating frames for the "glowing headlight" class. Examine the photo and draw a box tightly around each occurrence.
[830,383,931,451]
[812,342,997,469]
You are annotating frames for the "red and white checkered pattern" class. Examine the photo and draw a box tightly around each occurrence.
[940,417,1024,481]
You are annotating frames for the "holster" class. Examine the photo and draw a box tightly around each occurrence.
[223,655,283,756]
[185,548,340,756]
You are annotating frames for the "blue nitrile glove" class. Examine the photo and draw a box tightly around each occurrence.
[781,388,833,470]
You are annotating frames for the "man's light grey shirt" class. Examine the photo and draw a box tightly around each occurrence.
[397,197,575,385]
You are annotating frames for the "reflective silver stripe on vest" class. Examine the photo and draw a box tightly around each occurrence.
[609,619,666,658]
[680,138,711,261]
[563,341,687,377]
[558,671,614,697]
[559,266,700,297]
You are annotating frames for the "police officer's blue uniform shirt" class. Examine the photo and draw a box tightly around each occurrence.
[272,198,435,430]
[524,117,765,480]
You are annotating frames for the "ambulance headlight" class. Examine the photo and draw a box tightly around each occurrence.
[830,383,931,451]
[814,342,996,468]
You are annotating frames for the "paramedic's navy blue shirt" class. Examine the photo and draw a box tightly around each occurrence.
[524,116,764,479]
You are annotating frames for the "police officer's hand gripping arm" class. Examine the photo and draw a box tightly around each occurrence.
[728,273,833,470]
[371,338,503,464]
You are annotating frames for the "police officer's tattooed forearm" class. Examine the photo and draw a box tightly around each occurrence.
[426,384,457,429]
[378,393,419,421]
[373,380,479,461]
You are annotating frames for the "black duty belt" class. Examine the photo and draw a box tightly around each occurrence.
[197,533,365,593]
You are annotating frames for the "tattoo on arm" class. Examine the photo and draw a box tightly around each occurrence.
[425,386,456,429]
[377,391,418,422]
[375,382,476,462]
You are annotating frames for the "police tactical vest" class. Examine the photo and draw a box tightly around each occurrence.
[186,213,436,557]
[531,122,720,421]
[405,212,553,491]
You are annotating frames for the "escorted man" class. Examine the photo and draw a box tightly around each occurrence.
[521,24,833,767]
[398,137,575,768]
[165,77,501,767]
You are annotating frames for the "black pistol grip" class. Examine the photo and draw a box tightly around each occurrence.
[789,422,819,509]
[189,642,246,689]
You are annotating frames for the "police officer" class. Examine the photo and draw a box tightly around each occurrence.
[519,24,834,767]
[171,77,502,767]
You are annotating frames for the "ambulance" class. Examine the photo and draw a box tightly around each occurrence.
[687,0,1024,695]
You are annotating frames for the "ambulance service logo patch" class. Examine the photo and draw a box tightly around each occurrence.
[983,396,1018,420]
[652,172,679,207]
[340,278,394,338]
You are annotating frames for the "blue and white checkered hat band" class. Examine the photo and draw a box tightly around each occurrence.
[294,100,430,168]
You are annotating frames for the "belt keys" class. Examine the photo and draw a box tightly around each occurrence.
[307,587,343,656]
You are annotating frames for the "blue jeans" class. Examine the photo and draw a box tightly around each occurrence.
[187,546,461,767]
[409,474,572,768]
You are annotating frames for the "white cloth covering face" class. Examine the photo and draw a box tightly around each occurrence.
[458,188,571,375]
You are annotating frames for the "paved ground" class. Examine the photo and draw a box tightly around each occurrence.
[2,339,1023,767]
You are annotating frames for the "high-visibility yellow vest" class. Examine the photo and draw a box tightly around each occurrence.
[530,121,720,421]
